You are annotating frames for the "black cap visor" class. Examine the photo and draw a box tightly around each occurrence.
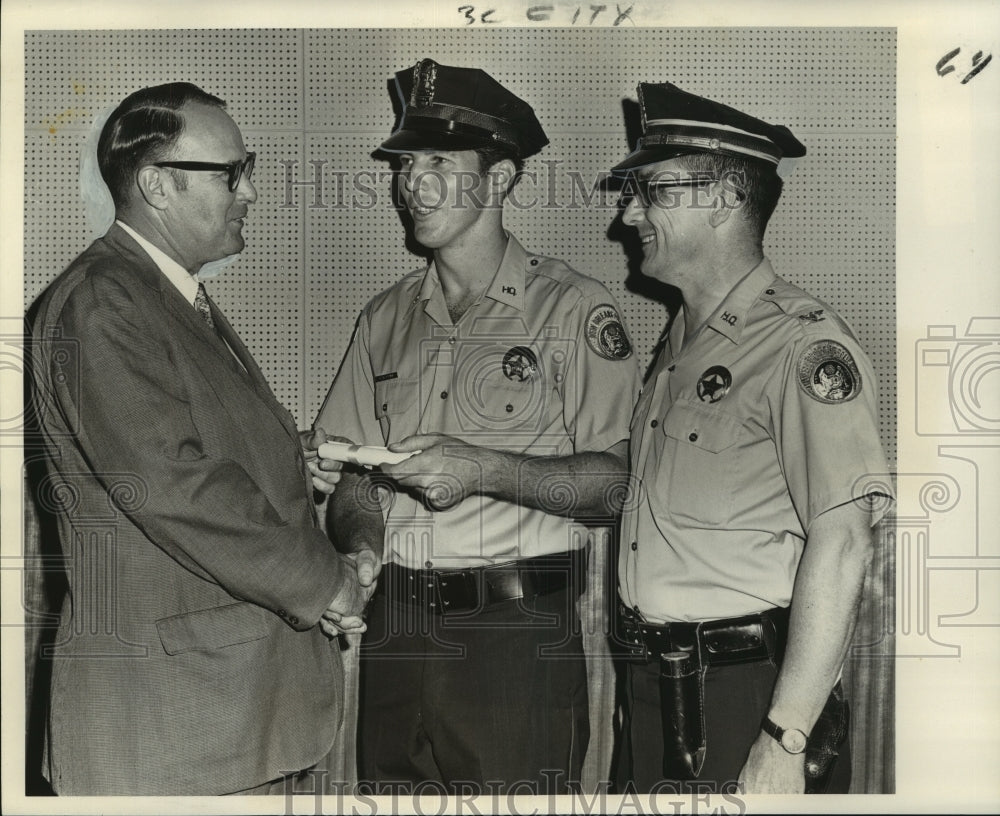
[379,116,512,154]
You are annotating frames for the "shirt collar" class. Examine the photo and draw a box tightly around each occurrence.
[116,220,200,306]
[703,257,778,344]
[483,235,527,311]
[407,233,529,321]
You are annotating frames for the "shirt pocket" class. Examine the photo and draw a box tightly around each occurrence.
[466,373,546,433]
[374,377,419,442]
[660,401,745,525]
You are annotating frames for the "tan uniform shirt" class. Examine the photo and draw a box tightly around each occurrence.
[316,234,641,569]
[620,259,891,623]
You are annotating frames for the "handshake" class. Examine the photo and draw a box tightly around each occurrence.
[319,547,382,638]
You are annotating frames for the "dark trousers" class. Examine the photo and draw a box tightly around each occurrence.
[616,658,852,793]
[357,587,589,795]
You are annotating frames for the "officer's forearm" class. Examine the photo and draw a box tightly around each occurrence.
[326,468,386,559]
[480,441,629,521]
[765,499,875,731]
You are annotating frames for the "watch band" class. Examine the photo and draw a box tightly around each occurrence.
[761,716,808,754]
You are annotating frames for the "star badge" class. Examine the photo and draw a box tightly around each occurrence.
[696,366,733,403]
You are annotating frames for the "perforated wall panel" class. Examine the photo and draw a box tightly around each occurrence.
[24,27,895,462]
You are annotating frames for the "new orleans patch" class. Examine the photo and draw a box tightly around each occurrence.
[502,346,539,382]
[797,340,862,404]
[697,366,732,403]
[585,304,633,361]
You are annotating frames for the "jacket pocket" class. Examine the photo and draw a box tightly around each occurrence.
[156,601,270,655]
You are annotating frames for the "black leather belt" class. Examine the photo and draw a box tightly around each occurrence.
[616,603,789,666]
[380,551,586,615]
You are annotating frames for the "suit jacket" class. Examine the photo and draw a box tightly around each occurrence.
[30,224,346,795]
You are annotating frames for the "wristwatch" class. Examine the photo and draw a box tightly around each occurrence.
[761,716,808,754]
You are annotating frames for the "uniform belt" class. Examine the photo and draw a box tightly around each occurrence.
[616,603,790,666]
[380,551,586,615]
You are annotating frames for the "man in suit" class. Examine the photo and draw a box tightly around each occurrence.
[29,82,367,795]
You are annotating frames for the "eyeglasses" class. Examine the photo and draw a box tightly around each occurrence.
[152,152,256,192]
[618,174,717,209]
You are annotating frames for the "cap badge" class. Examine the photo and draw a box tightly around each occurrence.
[411,59,437,108]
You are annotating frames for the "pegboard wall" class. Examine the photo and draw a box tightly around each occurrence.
[23,28,896,463]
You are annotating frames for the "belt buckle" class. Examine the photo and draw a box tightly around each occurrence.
[436,569,476,613]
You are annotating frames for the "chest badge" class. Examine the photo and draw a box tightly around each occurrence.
[697,366,733,403]
[502,346,539,382]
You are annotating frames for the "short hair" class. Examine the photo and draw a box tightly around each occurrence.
[97,82,226,208]
[474,144,525,193]
[675,152,784,240]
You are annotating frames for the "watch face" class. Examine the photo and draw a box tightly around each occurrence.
[782,728,808,754]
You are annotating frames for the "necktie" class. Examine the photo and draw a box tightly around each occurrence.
[194,282,215,330]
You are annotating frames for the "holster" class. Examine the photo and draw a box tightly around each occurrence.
[658,651,706,779]
[805,681,850,794]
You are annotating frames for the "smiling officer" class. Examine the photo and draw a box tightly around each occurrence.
[611,82,893,794]
[315,59,640,794]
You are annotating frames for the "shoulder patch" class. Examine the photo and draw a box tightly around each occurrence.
[797,340,862,403]
[585,303,633,360]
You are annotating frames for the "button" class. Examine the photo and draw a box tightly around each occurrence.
[630,541,638,551]
[449,337,455,345]
[382,403,388,412]
[506,404,514,413]
[633,604,640,613]
[650,419,658,428]
[554,373,563,383]
[530,258,539,266]
[276,608,287,618]
[668,365,676,372]
[288,615,299,626]
[765,288,775,295]
[440,391,448,399]
[688,432,698,442]
[425,560,433,569]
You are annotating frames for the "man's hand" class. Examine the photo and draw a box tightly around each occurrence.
[381,434,487,510]
[738,731,806,794]
[348,547,382,595]
[300,427,345,495]
[319,554,368,637]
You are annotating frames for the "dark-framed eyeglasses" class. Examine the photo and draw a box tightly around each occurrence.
[152,152,256,192]
[618,174,717,209]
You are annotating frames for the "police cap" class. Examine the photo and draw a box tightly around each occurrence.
[611,82,806,174]
[380,58,548,158]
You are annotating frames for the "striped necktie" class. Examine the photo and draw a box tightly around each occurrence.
[194,282,215,329]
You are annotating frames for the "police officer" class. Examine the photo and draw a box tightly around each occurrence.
[315,59,640,793]
[611,82,893,794]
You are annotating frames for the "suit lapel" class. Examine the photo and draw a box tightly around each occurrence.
[101,226,302,445]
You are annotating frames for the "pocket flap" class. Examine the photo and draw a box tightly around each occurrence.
[156,601,269,655]
[662,403,743,453]
[375,378,417,417]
